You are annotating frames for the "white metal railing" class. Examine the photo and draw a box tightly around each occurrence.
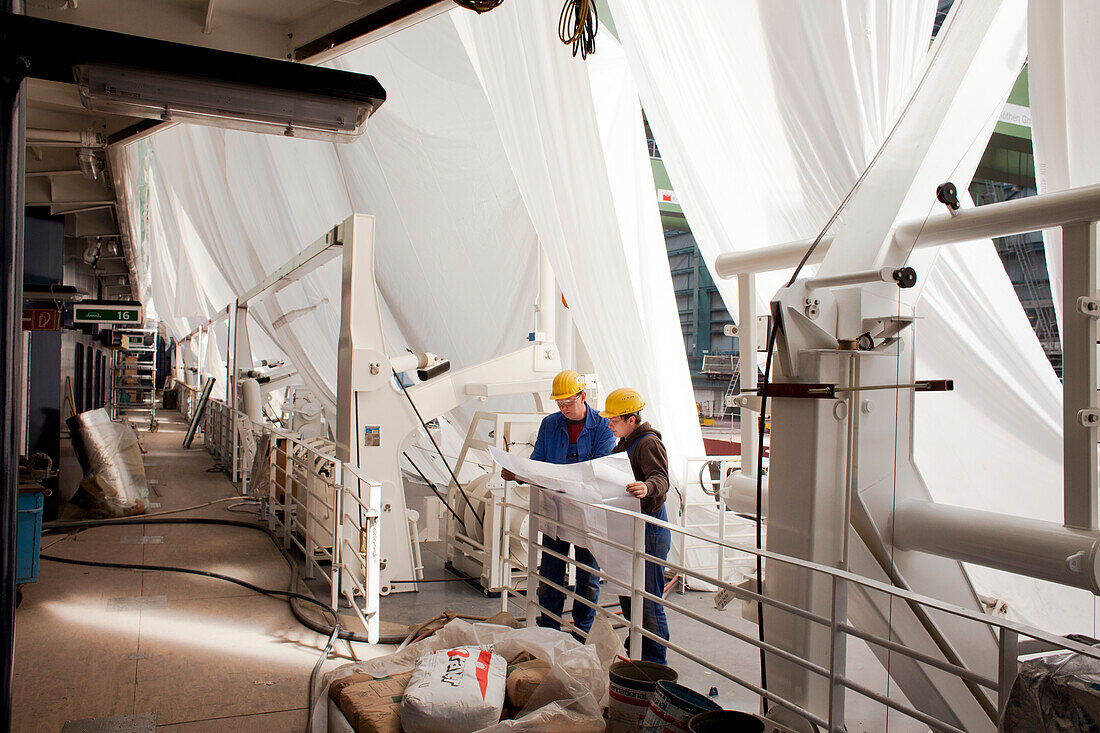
[497,483,1100,733]
[172,390,382,643]
[176,382,201,425]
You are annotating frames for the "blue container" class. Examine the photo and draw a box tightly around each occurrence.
[16,487,45,584]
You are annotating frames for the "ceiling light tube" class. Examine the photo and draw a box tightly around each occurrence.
[74,64,376,142]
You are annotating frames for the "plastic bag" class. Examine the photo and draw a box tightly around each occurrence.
[66,409,149,518]
[311,616,622,733]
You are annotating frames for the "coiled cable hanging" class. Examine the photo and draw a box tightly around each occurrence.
[452,0,504,13]
[559,0,598,58]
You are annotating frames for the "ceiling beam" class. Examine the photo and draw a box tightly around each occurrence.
[294,0,450,61]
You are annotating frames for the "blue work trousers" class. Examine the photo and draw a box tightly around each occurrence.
[536,535,600,636]
[619,506,671,664]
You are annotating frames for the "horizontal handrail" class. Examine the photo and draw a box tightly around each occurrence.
[504,495,1100,661]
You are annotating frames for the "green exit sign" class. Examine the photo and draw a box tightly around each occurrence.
[73,302,142,324]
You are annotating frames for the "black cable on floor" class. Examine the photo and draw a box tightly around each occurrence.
[39,553,338,621]
[43,516,406,644]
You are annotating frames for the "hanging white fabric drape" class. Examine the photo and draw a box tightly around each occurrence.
[326,20,540,381]
[452,2,704,492]
[1029,0,1100,336]
[114,12,542,434]
[608,0,1081,630]
[607,0,937,312]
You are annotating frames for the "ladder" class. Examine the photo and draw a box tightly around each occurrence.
[721,355,740,419]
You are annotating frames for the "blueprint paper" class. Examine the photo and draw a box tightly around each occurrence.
[489,447,639,592]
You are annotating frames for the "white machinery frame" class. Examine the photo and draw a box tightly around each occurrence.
[716,183,1100,730]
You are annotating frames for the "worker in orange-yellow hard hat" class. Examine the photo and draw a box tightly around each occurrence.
[601,387,671,664]
[500,369,615,639]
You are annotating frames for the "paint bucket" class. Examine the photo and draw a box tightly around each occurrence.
[608,660,679,733]
[640,680,721,733]
[688,709,766,732]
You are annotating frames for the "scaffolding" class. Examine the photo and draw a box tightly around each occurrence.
[111,323,158,430]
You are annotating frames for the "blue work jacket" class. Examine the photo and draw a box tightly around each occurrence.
[530,404,616,465]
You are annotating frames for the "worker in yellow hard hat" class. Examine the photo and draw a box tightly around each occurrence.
[601,387,671,664]
[500,369,615,638]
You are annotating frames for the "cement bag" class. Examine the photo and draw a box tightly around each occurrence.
[402,645,506,733]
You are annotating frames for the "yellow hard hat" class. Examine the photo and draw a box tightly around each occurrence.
[550,370,586,400]
[600,388,645,418]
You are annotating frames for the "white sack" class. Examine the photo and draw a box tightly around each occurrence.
[402,646,506,733]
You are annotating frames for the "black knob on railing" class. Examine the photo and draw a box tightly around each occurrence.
[892,267,917,289]
[936,181,960,211]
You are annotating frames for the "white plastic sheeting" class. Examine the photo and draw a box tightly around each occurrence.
[607,0,1086,631]
[1029,0,1100,334]
[607,0,937,309]
[119,16,541,425]
[116,8,701,487]
[452,1,703,486]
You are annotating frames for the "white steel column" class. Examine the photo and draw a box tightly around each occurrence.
[1062,221,1098,530]
[737,274,759,474]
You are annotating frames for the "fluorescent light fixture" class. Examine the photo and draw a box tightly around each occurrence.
[74,64,375,142]
[23,284,86,302]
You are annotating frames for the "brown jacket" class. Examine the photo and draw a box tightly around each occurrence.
[613,422,668,515]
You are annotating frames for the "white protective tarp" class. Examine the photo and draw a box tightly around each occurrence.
[118,16,541,421]
[452,1,704,490]
[1029,0,1100,334]
[117,8,702,492]
[608,0,1087,631]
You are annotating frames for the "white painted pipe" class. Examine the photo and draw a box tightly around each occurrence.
[389,351,442,374]
[805,267,895,291]
[239,377,262,423]
[893,182,1100,251]
[893,499,1100,594]
[715,239,831,279]
[714,183,1100,278]
[26,128,102,147]
[720,470,768,517]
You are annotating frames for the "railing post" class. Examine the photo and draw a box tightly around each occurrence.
[281,441,292,551]
[997,627,1019,721]
[525,488,539,627]
[828,575,848,732]
[231,408,239,482]
[500,481,512,613]
[364,478,381,644]
[629,513,645,657]
[717,487,727,583]
[332,462,344,613]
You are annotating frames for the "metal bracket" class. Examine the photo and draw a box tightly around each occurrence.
[730,394,763,412]
[1078,408,1100,428]
[763,383,836,399]
[804,296,821,320]
[1077,296,1100,318]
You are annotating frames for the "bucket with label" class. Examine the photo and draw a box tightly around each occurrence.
[640,680,721,733]
[688,709,766,732]
[608,660,679,733]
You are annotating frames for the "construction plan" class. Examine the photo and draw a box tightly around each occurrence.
[489,447,640,592]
